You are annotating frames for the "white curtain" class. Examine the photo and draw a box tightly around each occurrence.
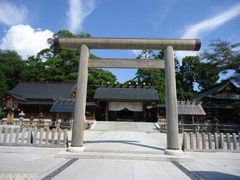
[109,102,143,112]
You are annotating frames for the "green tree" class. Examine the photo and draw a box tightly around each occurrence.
[0,71,7,102]
[32,29,116,82]
[88,68,116,84]
[134,68,165,102]
[20,56,48,81]
[132,50,195,102]
[0,70,7,118]
[176,56,200,99]
[87,68,117,101]
[37,29,117,99]
[196,63,219,90]
[0,50,25,114]
[0,30,117,104]
[202,40,240,85]
[0,50,25,89]
[176,55,219,93]
[179,56,200,89]
[129,50,166,102]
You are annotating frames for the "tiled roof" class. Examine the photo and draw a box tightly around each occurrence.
[94,87,159,101]
[8,82,75,100]
[50,99,98,112]
[196,81,240,100]
[157,101,206,115]
[177,101,206,115]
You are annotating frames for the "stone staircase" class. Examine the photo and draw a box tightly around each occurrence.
[91,121,160,132]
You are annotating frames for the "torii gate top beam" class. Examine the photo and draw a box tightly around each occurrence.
[54,37,201,51]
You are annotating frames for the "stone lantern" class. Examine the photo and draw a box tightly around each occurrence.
[19,111,25,126]
[4,96,19,125]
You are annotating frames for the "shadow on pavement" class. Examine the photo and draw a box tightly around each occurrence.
[193,171,240,180]
[84,140,165,151]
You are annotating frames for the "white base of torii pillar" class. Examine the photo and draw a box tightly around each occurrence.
[164,46,183,156]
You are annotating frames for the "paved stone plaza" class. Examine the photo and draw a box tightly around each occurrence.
[0,122,239,179]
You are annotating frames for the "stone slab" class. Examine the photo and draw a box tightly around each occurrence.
[52,159,191,180]
[55,151,193,162]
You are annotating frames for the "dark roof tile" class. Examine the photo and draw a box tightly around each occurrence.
[196,81,240,100]
[8,82,75,100]
[50,99,98,112]
[94,87,159,101]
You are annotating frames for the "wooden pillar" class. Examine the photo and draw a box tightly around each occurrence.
[105,102,108,121]
[192,116,195,124]
[6,110,14,125]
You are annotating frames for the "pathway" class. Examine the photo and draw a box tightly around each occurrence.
[0,122,239,179]
[83,121,165,154]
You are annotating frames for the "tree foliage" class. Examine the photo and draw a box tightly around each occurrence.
[27,30,117,95]
[202,40,240,85]
[0,50,25,89]
[176,56,200,100]
[195,62,219,90]
[0,30,116,106]
[128,50,166,102]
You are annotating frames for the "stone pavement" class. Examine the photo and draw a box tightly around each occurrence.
[92,121,159,132]
[0,121,239,180]
[0,148,67,179]
[0,146,239,180]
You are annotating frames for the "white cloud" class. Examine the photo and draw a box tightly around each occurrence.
[176,3,240,62]
[131,50,141,57]
[182,3,240,39]
[0,1,27,26]
[67,0,95,33]
[0,24,54,59]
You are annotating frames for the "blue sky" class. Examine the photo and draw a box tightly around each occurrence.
[0,0,240,82]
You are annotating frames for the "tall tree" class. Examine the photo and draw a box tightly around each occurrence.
[134,68,166,102]
[129,50,166,102]
[176,56,200,99]
[41,30,117,100]
[30,29,117,83]
[0,30,117,104]
[0,50,25,89]
[196,63,219,90]
[202,40,240,85]
[0,71,6,118]
[0,50,25,115]
[20,56,48,81]
[87,68,116,101]
[0,71,7,102]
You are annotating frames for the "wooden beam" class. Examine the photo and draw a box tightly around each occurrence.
[88,58,165,69]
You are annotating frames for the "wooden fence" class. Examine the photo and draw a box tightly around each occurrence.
[183,132,240,151]
[0,127,68,147]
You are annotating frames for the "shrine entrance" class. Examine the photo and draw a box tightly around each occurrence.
[54,37,201,155]
[108,102,143,122]
[116,109,135,121]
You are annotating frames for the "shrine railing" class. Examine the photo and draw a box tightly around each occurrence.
[159,123,240,133]
[0,126,69,147]
[182,132,240,152]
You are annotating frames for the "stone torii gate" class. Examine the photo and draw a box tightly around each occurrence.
[54,37,201,155]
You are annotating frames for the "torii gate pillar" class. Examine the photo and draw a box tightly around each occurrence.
[164,46,182,155]
[67,44,89,152]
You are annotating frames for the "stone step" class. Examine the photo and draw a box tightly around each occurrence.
[56,151,193,162]
[92,121,159,132]
[85,148,165,154]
